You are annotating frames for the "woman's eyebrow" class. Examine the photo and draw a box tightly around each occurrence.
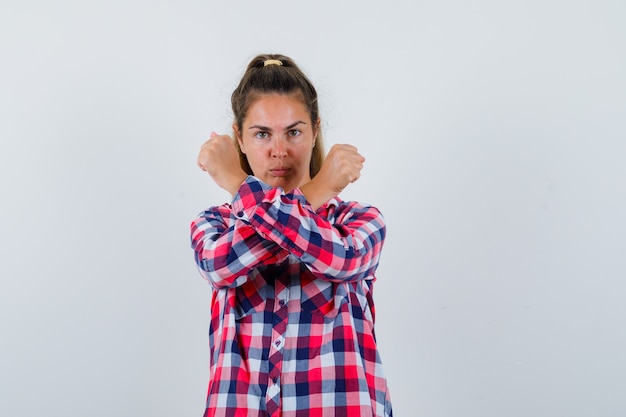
[285,121,306,130]
[248,121,307,131]
[248,124,270,131]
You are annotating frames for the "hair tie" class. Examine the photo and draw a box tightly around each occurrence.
[264,59,283,67]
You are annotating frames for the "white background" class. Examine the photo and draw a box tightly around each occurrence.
[1,1,625,416]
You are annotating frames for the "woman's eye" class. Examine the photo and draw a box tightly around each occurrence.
[288,129,301,137]
[255,132,269,139]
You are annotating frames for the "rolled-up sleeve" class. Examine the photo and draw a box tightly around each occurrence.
[192,176,386,286]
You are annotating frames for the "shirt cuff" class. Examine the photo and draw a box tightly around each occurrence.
[231,176,276,221]
[231,176,315,221]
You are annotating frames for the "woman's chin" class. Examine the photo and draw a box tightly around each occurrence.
[259,174,309,192]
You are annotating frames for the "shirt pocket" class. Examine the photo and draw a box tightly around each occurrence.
[299,267,348,320]
[229,270,270,320]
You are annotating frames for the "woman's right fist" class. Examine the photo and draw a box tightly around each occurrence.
[197,132,247,195]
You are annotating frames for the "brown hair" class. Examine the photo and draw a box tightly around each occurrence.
[231,53,325,177]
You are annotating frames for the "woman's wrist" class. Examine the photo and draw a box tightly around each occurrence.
[226,172,249,197]
[299,179,334,211]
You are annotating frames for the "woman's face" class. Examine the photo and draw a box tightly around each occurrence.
[235,93,317,192]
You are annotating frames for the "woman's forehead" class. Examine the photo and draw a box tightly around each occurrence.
[244,94,311,127]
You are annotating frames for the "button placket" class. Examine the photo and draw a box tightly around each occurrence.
[266,262,290,414]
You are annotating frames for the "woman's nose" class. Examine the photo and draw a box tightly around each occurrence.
[271,138,287,157]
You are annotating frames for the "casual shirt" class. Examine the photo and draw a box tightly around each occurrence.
[191,176,393,417]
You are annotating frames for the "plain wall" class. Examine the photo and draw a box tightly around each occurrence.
[1,1,625,416]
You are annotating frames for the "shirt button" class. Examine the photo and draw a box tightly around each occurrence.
[274,338,283,349]
[279,299,286,306]
[236,211,244,218]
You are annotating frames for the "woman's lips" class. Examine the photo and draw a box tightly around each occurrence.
[270,168,290,177]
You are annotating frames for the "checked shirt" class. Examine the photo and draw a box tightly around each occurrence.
[191,176,393,417]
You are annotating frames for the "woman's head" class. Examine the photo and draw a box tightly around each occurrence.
[231,54,325,181]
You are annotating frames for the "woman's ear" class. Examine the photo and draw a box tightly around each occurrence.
[233,124,245,153]
[313,118,321,147]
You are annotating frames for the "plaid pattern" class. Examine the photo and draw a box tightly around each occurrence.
[191,176,392,417]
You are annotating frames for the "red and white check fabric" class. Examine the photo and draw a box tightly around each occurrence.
[191,176,393,417]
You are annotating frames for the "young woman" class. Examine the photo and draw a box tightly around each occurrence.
[191,53,393,417]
